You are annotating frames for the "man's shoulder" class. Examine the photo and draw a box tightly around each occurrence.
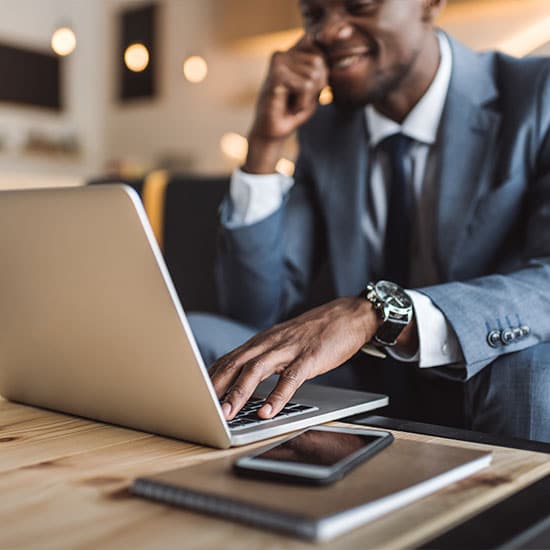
[489,51,550,124]
[449,34,550,99]
[491,50,550,86]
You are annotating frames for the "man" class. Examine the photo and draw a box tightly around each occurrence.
[190,0,550,441]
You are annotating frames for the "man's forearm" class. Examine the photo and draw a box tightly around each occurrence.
[419,262,550,379]
[242,135,286,175]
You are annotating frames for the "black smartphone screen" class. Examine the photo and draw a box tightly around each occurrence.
[255,429,384,467]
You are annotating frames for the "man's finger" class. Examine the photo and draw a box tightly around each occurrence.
[221,353,277,419]
[273,53,328,92]
[268,70,321,118]
[293,32,320,55]
[208,346,242,379]
[258,362,309,418]
[209,338,272,397]
[285,51,327,75]
[209,357,243,400]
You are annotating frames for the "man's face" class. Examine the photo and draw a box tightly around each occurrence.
[299,0,436,108]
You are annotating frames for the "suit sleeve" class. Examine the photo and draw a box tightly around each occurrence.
[419,66,550,380]
[215,151,325,330]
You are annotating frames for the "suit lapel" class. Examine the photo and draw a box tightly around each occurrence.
[316,109,370,296]
[435,37,501,279]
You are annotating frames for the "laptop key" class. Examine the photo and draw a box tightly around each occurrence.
[233,417,260,426]
[227,417,257,428]
[229,401,318,431]
[289,404,314,411]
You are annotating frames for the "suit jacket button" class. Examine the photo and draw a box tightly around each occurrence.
[501,329,515,345]
[487,330,502,348]
[513,327,524,339]
[520,325,531,337]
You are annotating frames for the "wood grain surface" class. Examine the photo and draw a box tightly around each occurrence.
[1,396,549,549]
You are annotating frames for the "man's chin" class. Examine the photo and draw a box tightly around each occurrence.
[329,77,390,110]
[330,61,416,111]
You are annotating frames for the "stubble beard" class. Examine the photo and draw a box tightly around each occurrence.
[330,51,421,111]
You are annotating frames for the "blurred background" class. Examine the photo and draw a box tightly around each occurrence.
[0,0,548,190]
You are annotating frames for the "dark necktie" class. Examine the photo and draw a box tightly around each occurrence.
[378,133,414,287]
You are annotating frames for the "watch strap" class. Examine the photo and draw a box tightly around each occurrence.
[363,281,413,348]
[374,318,410,347]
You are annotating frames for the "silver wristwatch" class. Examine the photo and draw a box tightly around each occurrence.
[363,281,413,346]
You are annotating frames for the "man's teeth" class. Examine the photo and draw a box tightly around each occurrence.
[334,55,362,69]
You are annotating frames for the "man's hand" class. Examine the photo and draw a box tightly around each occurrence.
[244,34,329,174]
[209,297,381,421]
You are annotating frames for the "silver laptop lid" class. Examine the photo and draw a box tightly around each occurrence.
[0,185,232,448]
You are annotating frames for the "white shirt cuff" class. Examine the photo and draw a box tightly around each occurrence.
[410,289,462,367]
[228,168,294,226]
[386,290,462,366]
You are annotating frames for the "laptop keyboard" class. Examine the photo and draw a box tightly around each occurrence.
[226,398,318,431]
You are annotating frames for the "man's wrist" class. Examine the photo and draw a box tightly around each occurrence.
[395,317,419,355]
[349,296,384,345]
[243,134,286,175]
[361,281,416,348]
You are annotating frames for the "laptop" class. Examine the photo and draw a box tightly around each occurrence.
[0,184,388,448]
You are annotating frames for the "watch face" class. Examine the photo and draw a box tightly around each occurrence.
[375,281,412,311]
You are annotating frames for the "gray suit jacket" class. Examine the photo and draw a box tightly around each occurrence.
[217,37,550,380]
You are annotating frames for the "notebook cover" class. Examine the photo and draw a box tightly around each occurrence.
[131,438,491,541]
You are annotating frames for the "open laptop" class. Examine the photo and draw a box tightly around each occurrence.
[0,184,388,448]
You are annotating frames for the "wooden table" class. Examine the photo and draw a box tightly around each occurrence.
[1,396,549,549]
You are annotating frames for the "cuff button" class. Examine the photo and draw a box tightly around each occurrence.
[500,329,515,345]
[487,330,502,348]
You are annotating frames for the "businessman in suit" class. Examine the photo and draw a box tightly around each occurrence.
[190,0,550,441]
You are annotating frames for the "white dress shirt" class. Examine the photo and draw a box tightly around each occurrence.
[227,33,462,368]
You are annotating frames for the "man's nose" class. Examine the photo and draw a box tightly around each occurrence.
[314,13,353,46]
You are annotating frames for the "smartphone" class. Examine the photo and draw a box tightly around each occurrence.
[233,425,393,485]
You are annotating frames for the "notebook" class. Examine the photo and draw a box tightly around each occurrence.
[0,184,388,448]
[131,436,492,541]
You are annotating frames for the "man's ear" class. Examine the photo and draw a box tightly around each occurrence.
[422,0,447,23]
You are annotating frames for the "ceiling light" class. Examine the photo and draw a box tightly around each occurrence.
[220,133,248,163]
[51,27,76,56]
[183,56,208,83]
[124,43,150,73]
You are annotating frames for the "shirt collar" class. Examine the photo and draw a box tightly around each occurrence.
[366,32,453,147]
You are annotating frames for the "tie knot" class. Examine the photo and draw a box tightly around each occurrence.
[377,133,412,158]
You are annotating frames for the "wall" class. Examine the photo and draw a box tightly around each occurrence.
[439,0,550,56]
[0,0,108,186]
[0,0,265,183]
[103,0,269,175]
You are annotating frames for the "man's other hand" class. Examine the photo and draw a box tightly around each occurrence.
[243,34,329,174]
[209,297,379,421]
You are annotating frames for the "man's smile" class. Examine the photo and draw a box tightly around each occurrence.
[325,45,377,78]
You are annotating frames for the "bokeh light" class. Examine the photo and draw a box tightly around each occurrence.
[124,43,150,72]
[220,132,248,163]
[51,27,76,56]
[183,55,208,83]
[319,86,334,105]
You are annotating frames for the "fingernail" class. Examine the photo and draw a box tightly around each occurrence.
[222,402,232,418]
[261,403,273,417]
